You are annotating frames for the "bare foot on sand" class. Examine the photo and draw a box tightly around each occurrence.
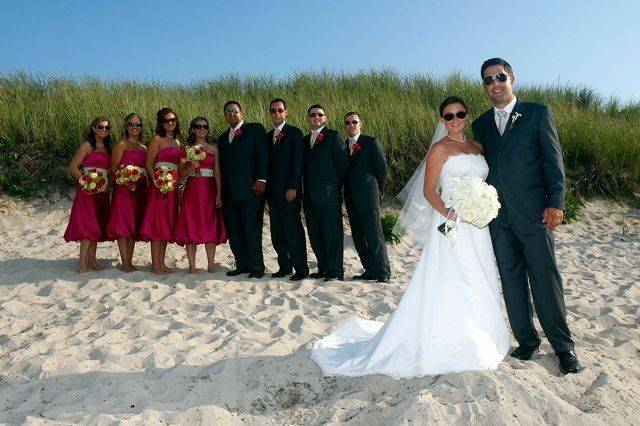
[89,262,104,271]
[122,265,138,273]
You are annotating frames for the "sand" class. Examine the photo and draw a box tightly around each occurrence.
[0,192,638,425]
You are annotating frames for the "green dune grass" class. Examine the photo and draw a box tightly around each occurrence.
[0,71,638,204]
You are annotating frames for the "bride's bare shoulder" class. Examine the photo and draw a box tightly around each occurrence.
[468,139,484,154]
[428,140,450,158]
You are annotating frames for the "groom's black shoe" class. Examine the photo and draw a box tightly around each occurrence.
[324,274,343,282]
[248,271,265,279]
[226,268,249,277]
[510,344,539,360]
[557,350,581,374]
[290,271,309,281]
[352,272,373,280]
[309,271,325,279]
[271,269,292,278]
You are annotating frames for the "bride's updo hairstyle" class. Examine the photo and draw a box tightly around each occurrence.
[439,96,469,117]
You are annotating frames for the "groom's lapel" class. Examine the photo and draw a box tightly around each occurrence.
[500,99,525,146]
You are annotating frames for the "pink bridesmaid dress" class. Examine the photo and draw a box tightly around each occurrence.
[139,146,181,242]
[175,152,228,245]
[106,150,147,240]
[63,150,112,242]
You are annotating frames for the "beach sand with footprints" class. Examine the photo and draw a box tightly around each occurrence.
[0,193,638,424]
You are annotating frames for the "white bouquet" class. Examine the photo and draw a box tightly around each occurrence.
[439,177,501,235]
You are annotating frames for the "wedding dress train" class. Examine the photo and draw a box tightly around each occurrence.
[311,153,510,378]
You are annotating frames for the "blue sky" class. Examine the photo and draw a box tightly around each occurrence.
[2,0,639,103]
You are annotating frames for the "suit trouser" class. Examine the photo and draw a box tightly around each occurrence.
[222,196,265,273]
[268,196,308,273]
[346,202,390,279]
[490,220,574,353]
[304,199,343,277]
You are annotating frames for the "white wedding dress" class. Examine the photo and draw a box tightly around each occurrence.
[311,153,510,379]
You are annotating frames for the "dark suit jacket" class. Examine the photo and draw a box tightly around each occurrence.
[344,134,388,211]
[472,99,566,234]
[303,127,349,207]
[267,123,304,200]
[218,122,268,202]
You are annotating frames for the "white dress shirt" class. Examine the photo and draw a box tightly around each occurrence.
[348,132,361,155]
[310,125,325,148]
[228,120,245,143]
[273,121,286,142]
[494,97,517,133]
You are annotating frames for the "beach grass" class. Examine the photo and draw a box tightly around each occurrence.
[0,71,638,203]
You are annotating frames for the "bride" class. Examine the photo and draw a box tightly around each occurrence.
[311,96,510,378]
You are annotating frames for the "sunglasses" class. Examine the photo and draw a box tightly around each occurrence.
[224,108,239,115]
[270,108,285,113]
[482,73,510,85]
[126,121,142,127]
[94,125,111,130]
[309,112,325,118]
[443,111,468,121]
[163,117,178,124]
[192,124,209,130]
[344,120,359,125]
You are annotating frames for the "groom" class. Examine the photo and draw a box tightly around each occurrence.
[472,58,580,374]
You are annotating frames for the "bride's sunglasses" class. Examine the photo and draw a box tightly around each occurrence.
[442,111,468,121]
[483,73,510,85]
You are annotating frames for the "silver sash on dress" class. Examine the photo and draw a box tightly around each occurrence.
[189,168,214,177]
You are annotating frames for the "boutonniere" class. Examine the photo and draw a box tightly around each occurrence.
[352,141,362,153]
[275,132,284,141]
[234,128,242,137]
[508,112,522,131]
[316,132,325,142]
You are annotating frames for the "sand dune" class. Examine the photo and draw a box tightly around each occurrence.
[0,193,638,424]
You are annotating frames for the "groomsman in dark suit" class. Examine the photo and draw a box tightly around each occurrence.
[218,100,268,278]
[303,104,349,281]
[343,112,391,283]
[266,98,309,281]
[472,58,580,374]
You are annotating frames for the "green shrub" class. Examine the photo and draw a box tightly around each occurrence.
[0,71,638,201]
[563,188,582,224]
[381,213,401,244]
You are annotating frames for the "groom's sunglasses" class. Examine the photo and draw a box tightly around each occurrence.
[443,111,468,121]
[483,73,510,85]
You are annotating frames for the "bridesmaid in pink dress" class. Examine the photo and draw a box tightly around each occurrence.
[64,117,112,272]
[139,107,181,274]
[106,113,148,272]
[175,117,228,273]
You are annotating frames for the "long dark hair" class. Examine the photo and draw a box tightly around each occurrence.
[187,116,211,146]
[122,112,144,142]
[86,116,112,152]
[155,107,181,139]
